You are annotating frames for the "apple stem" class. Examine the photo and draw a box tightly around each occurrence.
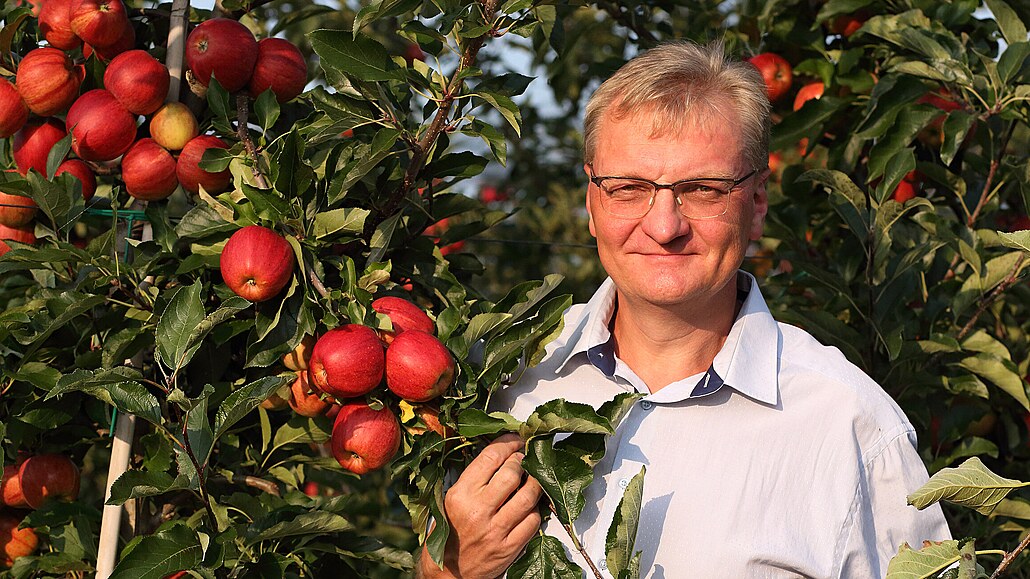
[548,503,605,579]
[235,93,270,189]
[990,531,1030,579]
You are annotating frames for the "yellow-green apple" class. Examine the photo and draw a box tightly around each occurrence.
[288,371,331,418]
[0,78,28,138]
[15,47,84,116]
[385,330,455,402]
[82,18,134,61]
[0,224,36,257]
[247,38,308,103]
[0,193,37,228]
[13,118,67,176]
[219,225,295,302]
[176,134,231,194]
[0,515,38,567]
[122,138,178,200]
[330,402,401,475]
[0,464,27,508]
[185,18,258,92]
[104,50,169,115]
[70,0,129,48]
[747,52,792,103]
[371,296,435,344]
[55,159,97,201]
[149,102,198,151]
[893,170,919,203]
[66,89,137,162]
[18,453,80,508]
[282,334,316,371]
[39,0,81,50]
[309,324,386,400]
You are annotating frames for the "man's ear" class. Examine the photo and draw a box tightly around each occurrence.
[749,168,771,241]
[584,163,597,238]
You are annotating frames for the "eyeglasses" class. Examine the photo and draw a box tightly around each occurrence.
[587,164,757,219]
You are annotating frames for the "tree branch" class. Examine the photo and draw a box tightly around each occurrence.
[957,254,1026,341]
[236,93,270,190]
[990,531,1030,579]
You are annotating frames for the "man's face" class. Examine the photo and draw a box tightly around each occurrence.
[585,108,769,311]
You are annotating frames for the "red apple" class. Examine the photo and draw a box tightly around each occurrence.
[309,325,386,400]
[12,118,67,176]
[828,13,868,37]
[0,79,28,139]
[248,37,308,103]
[149,102,199,151]
[371,296,435,344]
[175,134,232,194]
[288,371,331,418]
[261,390,289,410]
[385,330,455,402]
[15,47,84,116]
[748,52,793,103]
[83,19,135,61]
[0,193,37,228]
[105,50,170,115]
[67,89,137,162]
[185,18,258,92]
[330,402,401,475]
[0,224,36,257]
[768,152,784,175]
[39,0,81,50]
[219,225,295,302]
[55,159,97,201]
[1006,214,1030,232]
[122,138,179,200]
[0,464,28,508]
[0,515,38,567]
[793,81,825,111]
[478,185,508,204]
[893,170,919,203]
[282,334,316,371]
[70,0,129,48]
[18,453,81,508]
[402,43,425,65]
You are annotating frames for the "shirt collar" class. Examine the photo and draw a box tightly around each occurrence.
[553,272,780,406]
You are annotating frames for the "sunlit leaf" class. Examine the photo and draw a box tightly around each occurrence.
[908,457,1030,515]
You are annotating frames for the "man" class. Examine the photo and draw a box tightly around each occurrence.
[419,40,950,578]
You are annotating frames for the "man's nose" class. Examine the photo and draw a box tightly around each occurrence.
[640,188,687,244]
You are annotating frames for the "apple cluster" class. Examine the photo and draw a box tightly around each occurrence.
[263,294,456,476]
[0,453,81,567]
[0,1,309,256]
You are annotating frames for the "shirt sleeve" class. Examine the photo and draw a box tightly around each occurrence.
[837,429,952,578]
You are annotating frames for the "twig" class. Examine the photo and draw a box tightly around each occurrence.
[236,93,270,189]
[548,503,604,579]
[211,473,281,496]
[990,532,1030,579]
[956,253,1026,341]
[308,269,330,299]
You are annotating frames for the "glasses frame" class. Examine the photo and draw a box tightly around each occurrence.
[587,164,758,219]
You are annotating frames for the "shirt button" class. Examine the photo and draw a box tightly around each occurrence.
[640,400,653,410]
[618,478,629,489]
[599,560,608,570]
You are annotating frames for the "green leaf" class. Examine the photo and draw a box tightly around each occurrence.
[213,375,292,441]
[907,457,1030,515]
[353,0,421,34]
[26,171,81,234]
[996,230,1030,253]
[941,112,975,166]
[476,90,522,137]
[107,470,188,505]
[309,29,404,82]
[508,535,582,579]
[47,368,162,426]
[313,207,370,239]
[519,399,613,439]
[456,409,522,437]
[885,540,963,579]
[606,466,645,578]
[957,353,1030,411]
[523,435,594,526]
[984,0,1027,46]
[247,511,355,544]
[253,89,281,134]
[110,523,203,579]
[369,212,401,263]
[156,281,206,373]
[45,132,72,179]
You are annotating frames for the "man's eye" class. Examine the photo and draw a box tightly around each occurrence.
[607,182,651,197]
[679,182,726,197]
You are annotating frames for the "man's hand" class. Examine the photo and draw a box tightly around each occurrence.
[418,433,544,579]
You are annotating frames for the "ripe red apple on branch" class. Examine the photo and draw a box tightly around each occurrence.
[18,453,81,508]
[176,134,232,194]
[385,330,455,402]
[70,0,129,48]
[747,52,793,103]
[219,225,295,302]
[83,19,135,61]
[248,37,308,103]
[122,138,179,201]
[0,193,38,228]
[66,89,138,162]
[39,0,81,50]
[0,78,28,138]
[331,402,402,475]
[12,118,67,176]
[282,334,316,371]
[0,224,36,257]
[371,296,435,344]
[893,170,919,203]
[105,50,170,116]
[288,371,331,418]
[0,515,38,567]
[186,18,259,93]
[0,464,28,508]
[15,47,83,116]
[55,159,97,201]
[309,324,386,400]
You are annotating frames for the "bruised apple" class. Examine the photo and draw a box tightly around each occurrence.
[385,330,455,402]
[219,225,295,302]
[371,296,435,344]
[309,325,385,400]
[331,402,401,475]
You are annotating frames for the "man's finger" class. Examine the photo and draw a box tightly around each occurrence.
[454,433,525,489]
[494,473,544,531]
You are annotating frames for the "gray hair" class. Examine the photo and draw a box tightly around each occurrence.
[583,40,770,171]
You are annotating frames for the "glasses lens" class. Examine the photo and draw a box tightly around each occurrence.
[598,178,654,217]
[674,180,732,219]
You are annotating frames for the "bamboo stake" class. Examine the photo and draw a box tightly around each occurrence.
[95,1,189,576]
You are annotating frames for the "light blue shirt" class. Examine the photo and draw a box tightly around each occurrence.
[493,272,951,578]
